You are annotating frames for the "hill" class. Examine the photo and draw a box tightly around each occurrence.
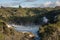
[0,7,60,25]
[0,21,35,40]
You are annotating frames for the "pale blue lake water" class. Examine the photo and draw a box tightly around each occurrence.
[12,24,40,40]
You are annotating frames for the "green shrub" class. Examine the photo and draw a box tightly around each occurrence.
[0,33,5,40]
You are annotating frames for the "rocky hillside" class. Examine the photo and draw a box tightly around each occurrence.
[0,21,35,40]
[0,7,60,25]
[38,14,60,40]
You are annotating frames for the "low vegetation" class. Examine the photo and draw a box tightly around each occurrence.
[0,6,60,40]
[38,14,60,40]
[0,6,60,25]
[0,21,35,40]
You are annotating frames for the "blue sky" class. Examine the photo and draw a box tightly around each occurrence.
[0,0,60,8]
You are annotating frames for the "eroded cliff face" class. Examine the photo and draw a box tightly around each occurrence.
[38,23,60,40]
[0,22,35,40]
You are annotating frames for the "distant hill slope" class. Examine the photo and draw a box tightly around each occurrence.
[0,7,60,25]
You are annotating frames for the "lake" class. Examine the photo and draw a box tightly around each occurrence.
[12,24,40,40]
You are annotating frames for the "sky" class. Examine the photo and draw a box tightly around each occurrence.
[0,0,60,8]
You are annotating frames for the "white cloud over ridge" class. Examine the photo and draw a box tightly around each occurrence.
[56,1,60,6]
[32,0,60,8]
[41,0,60,7]
[0,0,60,8]
[43,1,52,7]
[21,0,60,8]
[25,0,37,2]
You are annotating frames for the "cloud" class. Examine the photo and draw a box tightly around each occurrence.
[43,1,52,7]
[29,0,60,8]
[0,0,22,8]
[0,1,20,8]
[25,0,37,2]
[30,1,54,8]
[56,1,60,6]
[43,0,60,7]
[0,0,60,8]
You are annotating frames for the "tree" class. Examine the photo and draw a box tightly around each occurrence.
[19,5,22,8]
